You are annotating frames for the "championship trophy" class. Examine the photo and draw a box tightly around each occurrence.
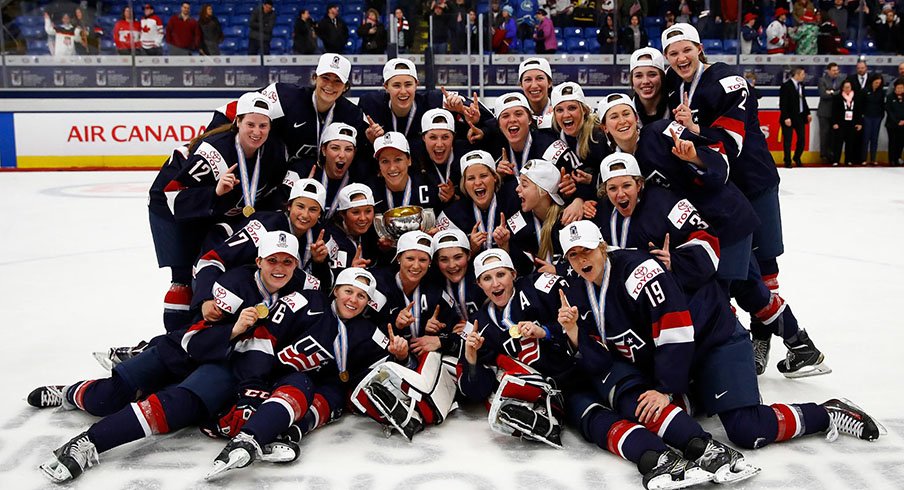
[373,206,436,244]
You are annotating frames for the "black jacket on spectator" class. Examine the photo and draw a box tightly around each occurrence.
[780,78,811,123]
[619,24,648,53]
[359,19,388,54]
[317,15,349,53]
[249,5,276,43]
[862,86,886,118]
[293,17,317,54]
[830,92,864,164]
[886,90,904,129]
[874,17,904,54]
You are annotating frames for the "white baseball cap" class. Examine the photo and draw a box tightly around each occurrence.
[373,131,410,157]
[459,149,496,175]
[494,92,531,119]
[550,82,585,110]
[394,230,435,262]
[432,228,470,253]
[236,92,271,118]
[521,159,564,206]
[421,108,455,133]
[289,178,327,209]
[558,220,605,255]
[258,230,300,261]
[383,57,418,83]
[334,267,377,300]
[321,122,358,146]
[599,153,642,183]
[661,23,701,52]
[474,248,515,279]
[316,53,352,84]
[518,57,552,81]
[337,183,376,211]
[630,47,666,73]
[595,93,637,123]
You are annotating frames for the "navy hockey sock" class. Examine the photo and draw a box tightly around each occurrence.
[244,382,313,446]
[291,387,343,437]
[614,387,707,452]
[66,375,134,417]
[719,403,829,449]
[757,257,780,291]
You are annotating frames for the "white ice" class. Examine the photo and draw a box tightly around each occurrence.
[0,168,902,489]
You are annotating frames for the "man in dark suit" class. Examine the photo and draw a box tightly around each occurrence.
[316,4,349,53]
[817,62,843,163]
[780,67,811,168]
[846,60,871,93]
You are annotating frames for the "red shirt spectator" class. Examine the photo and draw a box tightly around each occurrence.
[113,6,141,54]
[165,2,201,55]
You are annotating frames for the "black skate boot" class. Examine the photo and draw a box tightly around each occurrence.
[93,340,149,370]
[365,383,423,442]
[822,398,883,442]
[39,431,99,483]
[685,437,760,483]
[27,385,71,409]
[206,432,263,480]
[639,449,714,490]
[776,329,831,378]
[750,327,771,376]
[498,403,563,449]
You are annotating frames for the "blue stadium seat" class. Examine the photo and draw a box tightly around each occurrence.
[231,14,251,26]
[723,39,739,54]
[218,5,235,16]
[585,27,601,39]
[553,27,561,39]
[342,14,361,27]
[222,38,239,54]
[100,38,116,54]
[344,37,356,53]
[860,39,877,54]
[347,4,364,14]
[587,38,601,53]
[477,3,490,14]
[644,16,663,29]
[566,37,589,53]
[522,39,535,53]
[273,25,290,38]
[701,39,722,54]
[21,25,45,39]
[15,15,43,27]
[564,27,583,39]
[650,38,662,50]
[308,5,324,16]
[647,27,661,42]
[225,25,248,38]
[555,38,565,51]
[348,25,357,37]
[271,38,287,53]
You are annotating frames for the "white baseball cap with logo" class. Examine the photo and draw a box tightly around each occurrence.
[289,178,327,209]
[630,47,666,73]
[321,122,358,146]
[236,92,271,118]
[459,149,496,175]
[383,57,418,83]
[518,57,552,80]
[337,183,376,211]
[550,82,585,109]
[316,53,352,84]
[394,230,435,262]
[661,23,701,51]
[599,153,642,183]
[474,248,515,279]
[558,220,605,255]
[258,230,301,261]
[521,159,564,206]
[432,228,470,253]
[595,93,637,123]
[421,108,455,133]
[334,267,377,300]
[494,92,531,119]
[373,131,411,157]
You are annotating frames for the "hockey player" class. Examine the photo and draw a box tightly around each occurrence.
[28,231,306,483]
[459,248,714,490]
[411,108,473,204]
[660,23,828,377]
[550,82,609,181]
[431,229,485,323]
[370,131,440,214]
[629,47,670,126]
[321,183,381,273]
[556,220,883,466]
[148,91,288,332]
[517,57,555,129]
[507,158,570,273]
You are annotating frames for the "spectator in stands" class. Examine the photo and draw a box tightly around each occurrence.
[140,4,165,55]
[198,4,222,56]
[165,2,200,55]
[43,11,81,57]
[293,9,318,54]
[792,0,816,23]
[533,9,557,54]
[791,9,818,54]
[825,0,848,42]
[887,78,904,166]
[74,6,100,55]
[360,9,388,54]
[875,4,904,53]
[817,62,844,163]
[597,13,617,53]
[779,67,811,168]
[767,7,790,53]
[547,0,574,28]
[317,4,349,53]
[861,74,886,165]
[248,0,275,55]
[113,6,141,55]
[450,0,470,53]
[619,0,647,25]
[675,0,692,23]
[831,79,864,165]
[394,8,412,53]
[619,13,648,52]
[428,0,454,54]
[741,12,764,53]
[571,0,599,27]
[468,8,492,52]
[817,16,848,53]
[664,10,677,28]
[721,0,740,38]
[492,5,516,53]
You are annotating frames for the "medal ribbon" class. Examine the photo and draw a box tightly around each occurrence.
[234,136,261,209]
[584,258,611,339]
[508,132,532,177]
[681,64,706,108]
[608,208,631,248]
[396,273,422,338]
[313,92,336,148]
[487,293,516,330]
[254,269,279,307]
[321,169,350,220]
[385,177,412,208]
[301,228,313,271]
[434,149,454,184]
[473,197,497,250]
[330,301,349,378]
[447,279,469,321]
[390,100,417,137]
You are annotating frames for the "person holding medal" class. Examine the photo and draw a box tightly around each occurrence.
[430,228,484,325]
[28,232,308,483]
[322,183,382,274]
[148,91,288,332]
[410,108,474,207]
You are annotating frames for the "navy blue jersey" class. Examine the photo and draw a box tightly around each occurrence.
[410,138,474,192]
[357,90,446,140]
[159,130,288,222]
[192,211,325,309]
[559,128,610,201]
[434,191,520,251]
[594,185,720,290]
[283,158,367,221]
[632,92,670,127]
[434,275,486,324]
[560,249,733,396]
[475,127,583,176]
[636,119,760,245]
[321,221,384,272]
[370,172,439,213]
[665,63,780,197]
[505,209,565,272]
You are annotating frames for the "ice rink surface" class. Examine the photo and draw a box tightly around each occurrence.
[1,168,903,489]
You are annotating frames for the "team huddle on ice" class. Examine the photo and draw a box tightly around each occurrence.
[27,23,885,489]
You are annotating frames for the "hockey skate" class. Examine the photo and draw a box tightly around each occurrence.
[92,340,148,371]
[750,331,770,376]
[822,398,885,442]
[686,437,760,484]
[39,431,99,483]
[776,330,831,378]
[365,383,423,442]
[497,403,563,449]
[205,432,300,480]
[641,449,714,490]
[27,385,71,409]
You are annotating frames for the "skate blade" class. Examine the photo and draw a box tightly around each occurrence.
[204,451,251,480]
[38,459,73,483]
[260,441,300,464]
[837,398,889,436]
[499,419,563,449]
[647,467,714,490]
[713,462,761,484]
[781,362,832,379]
[92,351,114,371]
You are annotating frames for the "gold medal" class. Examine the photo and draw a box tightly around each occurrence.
[508,324,522,339]
[242,205,255,217]
[254,303,270,318]
[339,371,349,382]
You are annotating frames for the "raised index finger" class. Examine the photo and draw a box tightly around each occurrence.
[366,114,376,126]
[559,288,571,308]
[317,229,325,242]
[387,322,395,342]
[431,304,440,319]
[682,91,690,107]
[669,128,680,147]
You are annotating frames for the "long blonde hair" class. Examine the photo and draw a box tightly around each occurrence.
[538,203,562,261]
[551,101,598,162]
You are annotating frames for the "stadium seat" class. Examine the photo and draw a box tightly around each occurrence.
[553,27,561,39]
[860,39,877,54]
[15,15,43,27]
[564,27,583,39]
[225,25,247,38]
[222,38,239,54]
[586,37,601,53]
[273,25,290,38]
[347,4,364,14]
[218,5,235,16]
[723,39,739,54]
[271,38,287,53]
[555,38,564,51]
[566,38,589,53]
[100,38,116,54]
[585,27,601,39]
[701,38,722,54]
[522,39,535,53]
[643,16,663,28]
[647,27,661,42]
[21,25,45,39]
[650,38,662,50]
[342,14,362,27]
[230,14,251,27]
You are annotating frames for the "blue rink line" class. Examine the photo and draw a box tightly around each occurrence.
[0,113,16,168]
